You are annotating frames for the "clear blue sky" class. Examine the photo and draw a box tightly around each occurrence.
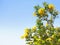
[0,0,60,45]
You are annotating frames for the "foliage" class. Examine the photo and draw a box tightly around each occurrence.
[21,2,60,45]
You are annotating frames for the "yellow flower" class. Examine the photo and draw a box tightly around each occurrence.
[24,33,29,38]
[24,28,29,33]
[46,23,48,27]
[20,35,24,39]
[32,26,36,32]
[38,8,45,15]
[33,12,36,16]
[48,4,54,10]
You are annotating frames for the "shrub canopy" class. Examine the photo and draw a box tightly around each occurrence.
[21,2,60,45]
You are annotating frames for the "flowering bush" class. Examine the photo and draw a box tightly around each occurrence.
[21,2,60,45]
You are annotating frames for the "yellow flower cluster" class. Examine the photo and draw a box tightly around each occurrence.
[24,28,30,33]
[48,4,54,10]
[32,26,37,32]
[38,8,45,15]
[21,28,29,39]
[24,33,29,38]
[33,4,54,17]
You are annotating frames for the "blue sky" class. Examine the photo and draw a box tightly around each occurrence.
[0,0,60,45]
